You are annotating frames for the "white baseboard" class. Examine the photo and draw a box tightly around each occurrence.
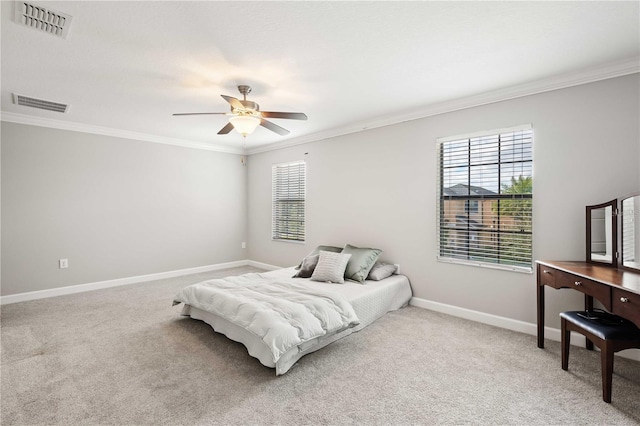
[0,260,252,305]
[4,266,638,363]
[410,297,640,362]
[247,260,281,271]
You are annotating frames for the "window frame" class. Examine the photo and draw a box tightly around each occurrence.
[272,160,306,243]
[436,124,533,273]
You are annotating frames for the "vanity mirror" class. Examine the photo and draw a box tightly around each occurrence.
[586,199,617,267]
[620,193,640,272]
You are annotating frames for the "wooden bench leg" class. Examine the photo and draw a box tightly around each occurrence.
[559,311,640,404]
[561,317,570,371]
[601,341,614,403]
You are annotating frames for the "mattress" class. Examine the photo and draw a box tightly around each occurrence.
[179,267,412,375]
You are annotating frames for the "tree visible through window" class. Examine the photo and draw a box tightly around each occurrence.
[272,161,306,242]
[436,126,533,272]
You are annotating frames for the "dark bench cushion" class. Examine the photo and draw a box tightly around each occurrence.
[560,311,640,341]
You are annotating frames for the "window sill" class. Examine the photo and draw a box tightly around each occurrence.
[272,239,306,245]
[437,256,533,274]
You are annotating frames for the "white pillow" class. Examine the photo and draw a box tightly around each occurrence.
[311,251,352,284]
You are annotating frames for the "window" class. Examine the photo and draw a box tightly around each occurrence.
[272,160,306,242]
[464,200,479,213]
[436,125,533,272]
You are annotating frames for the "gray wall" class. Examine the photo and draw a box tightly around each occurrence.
[1,123,247,296]
[246,74,640,327]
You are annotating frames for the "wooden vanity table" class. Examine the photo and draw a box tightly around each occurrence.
[536,260,640,348]
[537,194,640,348]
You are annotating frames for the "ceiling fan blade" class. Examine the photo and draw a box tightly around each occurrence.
[260,119,290,136]
[260,112,308,120]
[217,122,235,135]
[172,112,227,116]
[221,95,244,110]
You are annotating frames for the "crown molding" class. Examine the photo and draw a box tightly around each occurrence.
[0,112,246,155]
[2,58,637,156]
[247,57,640,155]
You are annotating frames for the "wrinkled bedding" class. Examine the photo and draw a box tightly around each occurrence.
[173,273,360,363]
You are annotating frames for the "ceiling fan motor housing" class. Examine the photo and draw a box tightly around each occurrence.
[174,84,304,136]
[239,100,259,112]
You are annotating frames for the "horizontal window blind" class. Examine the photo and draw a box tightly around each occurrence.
[272,161,306,242]
[436,126,533,272]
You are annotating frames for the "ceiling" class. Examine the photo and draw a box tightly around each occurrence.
[1,1,639,154]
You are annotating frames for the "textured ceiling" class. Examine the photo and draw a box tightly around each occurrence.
[1,1,639,154]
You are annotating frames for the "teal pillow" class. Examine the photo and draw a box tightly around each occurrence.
[342,244,382,283]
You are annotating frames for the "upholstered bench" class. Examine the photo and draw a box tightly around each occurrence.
[560,310,640,403]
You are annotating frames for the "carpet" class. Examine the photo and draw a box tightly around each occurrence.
[2,266,639,425]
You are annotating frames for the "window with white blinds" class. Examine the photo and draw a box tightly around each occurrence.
[436,125,533,272]
[272,160,306,242]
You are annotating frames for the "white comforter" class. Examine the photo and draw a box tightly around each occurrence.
[173,273,360,362]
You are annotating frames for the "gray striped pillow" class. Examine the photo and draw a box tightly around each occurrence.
[310,251,352,284]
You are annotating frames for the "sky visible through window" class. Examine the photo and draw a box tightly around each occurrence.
[442,131,532,194]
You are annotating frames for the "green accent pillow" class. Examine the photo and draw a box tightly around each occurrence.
[342,244,382,283]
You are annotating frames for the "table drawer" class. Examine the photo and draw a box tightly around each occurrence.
[563,274,612,310]
[539,265,612,309]
[538,265,560,288]
[612,289,640,328]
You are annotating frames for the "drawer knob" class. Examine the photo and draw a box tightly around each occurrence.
[620,297,629,303]
[574,281,582,286]
[543,270,550,274]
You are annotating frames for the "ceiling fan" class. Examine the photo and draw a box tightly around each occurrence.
[173,85,307,137]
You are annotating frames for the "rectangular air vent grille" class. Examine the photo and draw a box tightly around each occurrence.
[13,94,69,113]
[13,1,72,39]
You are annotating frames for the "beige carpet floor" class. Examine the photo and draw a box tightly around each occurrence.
[1,266,639,425]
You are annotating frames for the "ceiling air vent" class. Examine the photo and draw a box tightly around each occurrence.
[13,93,69,113]
[13,1,72,39]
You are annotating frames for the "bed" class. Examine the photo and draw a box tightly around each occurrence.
[173,264,412,375]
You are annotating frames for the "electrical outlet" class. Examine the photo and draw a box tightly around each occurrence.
[393,264,400,274]
[241,242,246,249]
[59,258,69,269]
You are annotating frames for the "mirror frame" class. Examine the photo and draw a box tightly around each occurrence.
[586,198,618,268]
[620,192,640,273]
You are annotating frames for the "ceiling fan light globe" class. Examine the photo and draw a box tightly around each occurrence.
[229,115,260,136]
